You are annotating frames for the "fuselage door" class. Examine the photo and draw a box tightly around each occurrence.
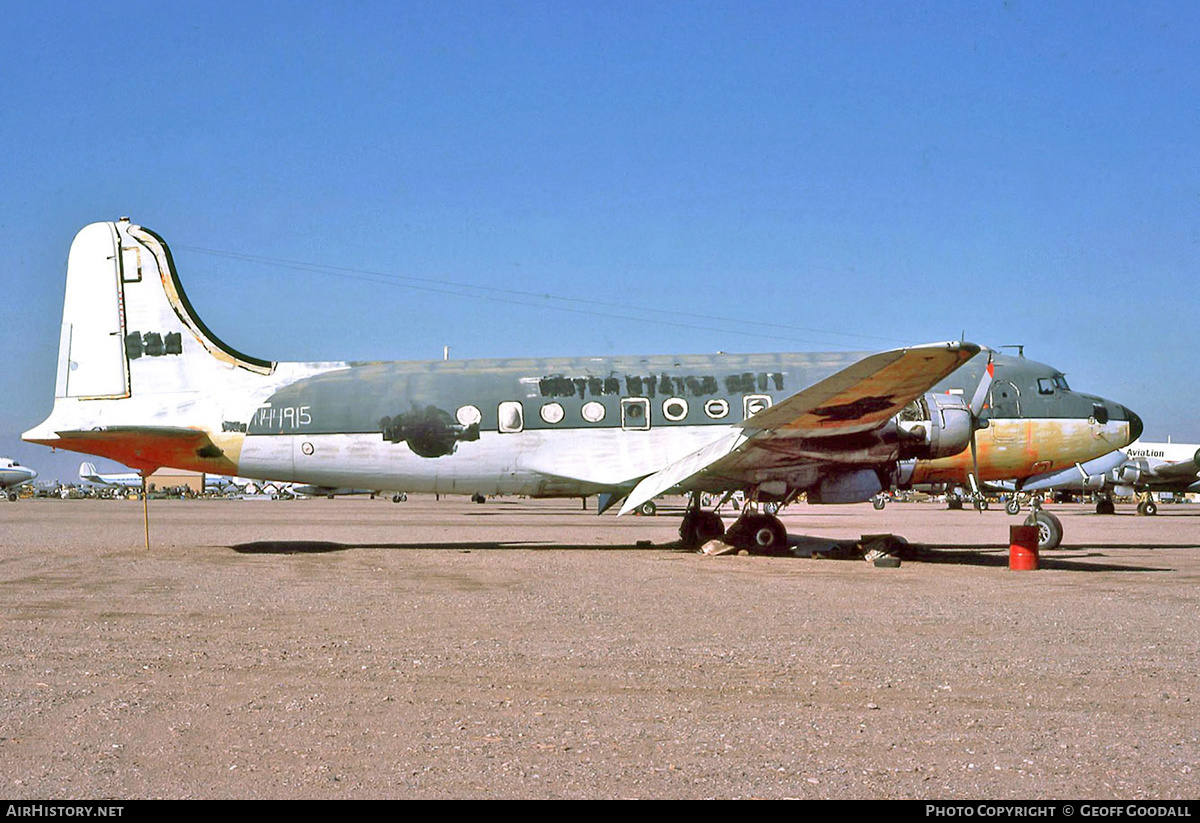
[988,380,1021,418]
[988,380,1023,443]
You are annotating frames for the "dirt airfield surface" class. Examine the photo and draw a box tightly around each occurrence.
[2,495,1198,799]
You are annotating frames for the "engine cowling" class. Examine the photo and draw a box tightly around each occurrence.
[1114,465,1142,485]
[896,393,973,461]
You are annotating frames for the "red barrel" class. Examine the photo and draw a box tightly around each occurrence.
[1009,525,1039,571]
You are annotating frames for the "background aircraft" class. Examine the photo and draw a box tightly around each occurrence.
[1017,439,1200,516]
[25,219,1140,553]
[78,461,142,489]
[0,457,37,501]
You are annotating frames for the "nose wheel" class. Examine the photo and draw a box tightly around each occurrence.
[1023,509,1063,550]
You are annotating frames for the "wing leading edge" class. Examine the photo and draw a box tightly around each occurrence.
[618,341,980,515]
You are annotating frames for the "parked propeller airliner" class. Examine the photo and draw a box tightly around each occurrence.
[24,219,1141,552]
[1016,439,1200,516]
[1,458,38,501]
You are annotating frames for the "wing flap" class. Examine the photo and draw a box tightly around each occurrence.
[618,429,748,516]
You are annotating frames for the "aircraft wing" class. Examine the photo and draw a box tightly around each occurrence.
[1019,448,1200,493]
[618,342,979,515]
[1143,455,1200,482]
[1017,449,1129,492]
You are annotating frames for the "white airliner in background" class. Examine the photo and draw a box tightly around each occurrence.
[1,458,38,501]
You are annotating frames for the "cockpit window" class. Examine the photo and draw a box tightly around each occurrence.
[1038,378,1055,395]
[1053,375,1069,390]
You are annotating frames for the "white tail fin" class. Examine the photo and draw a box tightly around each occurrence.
[25,219,289,474]
[54,219,274,403]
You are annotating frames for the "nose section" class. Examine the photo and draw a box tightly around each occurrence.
[1121,406,1143,444]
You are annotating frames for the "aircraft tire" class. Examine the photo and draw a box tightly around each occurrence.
[1024,510,1063,551]
[752,516,789,554]
[762,501,782,516]
[1142,500,1158,516]
[974,498,989,512]
[873,496,887,510]
[947,498,963,510]
[1005,498,1021,515]
[638,501,657,516]
[6,492,16,502]
[680,511,725,547]
[727,514,789,555]
[1096,498,1116,515]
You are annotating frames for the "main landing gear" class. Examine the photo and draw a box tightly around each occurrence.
[1136,494,1158,516]
[678,492,790,554]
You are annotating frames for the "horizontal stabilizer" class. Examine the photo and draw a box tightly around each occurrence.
[37,426,237,475]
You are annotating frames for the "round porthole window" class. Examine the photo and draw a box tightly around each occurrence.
[663,397,688,421]
[704,399,729,419]
[540,402,565,424]
[456,405,482,427]
[581,401,606,423]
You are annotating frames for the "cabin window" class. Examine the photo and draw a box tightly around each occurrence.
[704,399,729,419]
[662,397,688,422]
[581,401,606,423]
[498,401,524,433]
[743,394,772,420]
[621,397,651,431]
[456,405,482,427]
[540,402,565,424]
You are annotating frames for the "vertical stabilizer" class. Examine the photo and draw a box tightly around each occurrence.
[24,219,291,474]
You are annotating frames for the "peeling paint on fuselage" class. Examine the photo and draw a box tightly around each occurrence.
[233,349,1137,497]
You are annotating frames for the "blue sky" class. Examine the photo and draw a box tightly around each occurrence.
[3,1,1198,482]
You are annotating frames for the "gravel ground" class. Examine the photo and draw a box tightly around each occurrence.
[1,496,1197,799]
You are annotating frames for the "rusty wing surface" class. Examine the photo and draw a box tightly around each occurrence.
[618,342,979,514]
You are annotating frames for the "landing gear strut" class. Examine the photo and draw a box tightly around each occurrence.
[1022,496,1063,550]
[679,492,726,547]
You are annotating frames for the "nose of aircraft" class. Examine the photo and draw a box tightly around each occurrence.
[1121,405,1143,444]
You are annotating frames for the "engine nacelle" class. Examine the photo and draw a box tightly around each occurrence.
[896,393,973,461]
[1114,465,1142,485]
